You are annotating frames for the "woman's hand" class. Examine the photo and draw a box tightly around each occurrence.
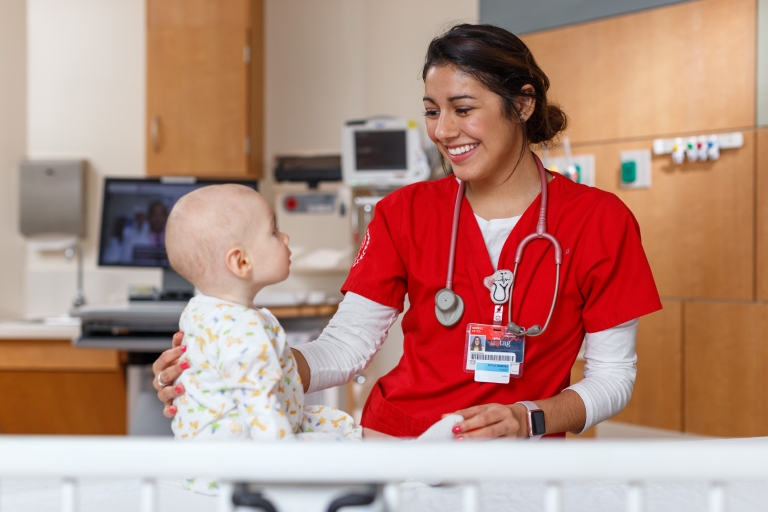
[152,331,188,417]
[451,403,528,439]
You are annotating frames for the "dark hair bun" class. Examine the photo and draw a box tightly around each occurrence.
[527,103,568,145]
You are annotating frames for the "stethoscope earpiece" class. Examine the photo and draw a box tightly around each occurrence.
[507,322,540,336]
[435,288,465,327]
[507,322,523,335]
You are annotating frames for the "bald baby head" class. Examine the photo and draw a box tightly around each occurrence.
[166,184,272,291]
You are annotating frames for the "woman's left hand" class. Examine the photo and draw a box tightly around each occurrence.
[451,403,528,439]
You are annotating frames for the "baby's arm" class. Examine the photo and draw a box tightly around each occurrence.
[221,312,296,440]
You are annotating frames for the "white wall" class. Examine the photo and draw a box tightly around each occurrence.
[25,0,159,318]
[759,0,768,126]
[19,0,477,323]
[264,0,479,381]
[264,0,477,169]
[0,0,28,320]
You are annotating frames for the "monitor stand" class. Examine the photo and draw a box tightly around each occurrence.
[159,268,194,301]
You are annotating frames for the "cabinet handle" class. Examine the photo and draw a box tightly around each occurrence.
[151,116,161,152]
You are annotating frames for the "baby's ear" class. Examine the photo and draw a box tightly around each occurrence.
[225,247,251,278]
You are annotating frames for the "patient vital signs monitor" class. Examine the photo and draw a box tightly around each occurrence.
[341,117,430,188]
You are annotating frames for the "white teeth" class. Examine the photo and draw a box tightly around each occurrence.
[447,144,478,156]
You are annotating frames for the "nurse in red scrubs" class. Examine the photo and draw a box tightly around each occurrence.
[153,24,661,439]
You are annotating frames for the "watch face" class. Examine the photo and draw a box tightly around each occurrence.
[531,410,546,436]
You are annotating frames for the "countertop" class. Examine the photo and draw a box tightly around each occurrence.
[0,317,81,340]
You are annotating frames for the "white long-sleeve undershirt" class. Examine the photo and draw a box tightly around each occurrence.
[295,292,636,432]
[293,213,639,433]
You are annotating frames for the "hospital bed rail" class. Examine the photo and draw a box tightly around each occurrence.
[0,436,764,512]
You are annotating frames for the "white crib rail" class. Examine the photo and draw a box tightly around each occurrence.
[0,436,766,512]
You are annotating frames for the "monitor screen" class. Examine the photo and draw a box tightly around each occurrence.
[354,130,407,171]
[98,178,257,268]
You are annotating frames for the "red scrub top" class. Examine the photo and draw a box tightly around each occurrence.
[342,174,662,438]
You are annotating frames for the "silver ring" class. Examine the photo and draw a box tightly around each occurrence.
[157,373,168,387]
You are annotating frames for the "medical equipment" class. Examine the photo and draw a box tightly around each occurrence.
[275,154,343,189]
[435,154,562,337]
[540,138,596,187]
[275,185,354,273]
[341,117,430,188]
[653,132,743,163]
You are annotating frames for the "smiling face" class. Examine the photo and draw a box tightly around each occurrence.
[423,65,532,186]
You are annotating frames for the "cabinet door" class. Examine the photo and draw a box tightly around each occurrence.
[0,340,126,435]
[147,0,252,177]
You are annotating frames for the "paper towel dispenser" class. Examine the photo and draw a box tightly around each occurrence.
[19,160,86,238]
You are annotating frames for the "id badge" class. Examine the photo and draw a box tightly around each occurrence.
[465,323,525,381]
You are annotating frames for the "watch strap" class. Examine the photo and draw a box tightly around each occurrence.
[515,401,544,440]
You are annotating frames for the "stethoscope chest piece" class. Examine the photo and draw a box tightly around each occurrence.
[435,288,464,327]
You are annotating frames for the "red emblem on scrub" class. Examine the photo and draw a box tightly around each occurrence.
[353,230,370,267]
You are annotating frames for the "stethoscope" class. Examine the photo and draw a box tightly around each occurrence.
[434,153,562,336]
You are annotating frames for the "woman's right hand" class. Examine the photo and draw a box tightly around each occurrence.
[152,331,188,417]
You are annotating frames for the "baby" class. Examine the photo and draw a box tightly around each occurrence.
[165,184,361,494]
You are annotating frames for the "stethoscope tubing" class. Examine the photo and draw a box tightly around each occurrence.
[445,180,465,291]
[441,152,562,336]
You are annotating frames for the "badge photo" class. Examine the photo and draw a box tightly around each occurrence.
[468,335,485,353]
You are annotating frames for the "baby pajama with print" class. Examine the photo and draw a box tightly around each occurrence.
[172,294,361,494]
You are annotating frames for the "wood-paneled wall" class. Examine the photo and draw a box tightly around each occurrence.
[545,135,756,300]
[524,0,755,144]
[613,301,682,431]
[685,302,768,437]
[756,129,768,299]
[524,0,764,437]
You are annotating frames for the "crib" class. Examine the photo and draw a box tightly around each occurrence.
[1,436,767,512]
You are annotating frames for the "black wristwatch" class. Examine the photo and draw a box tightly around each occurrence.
[515,401,545,440]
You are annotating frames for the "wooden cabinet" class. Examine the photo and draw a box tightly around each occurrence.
[146,0,264,178]
[0,340,126,435]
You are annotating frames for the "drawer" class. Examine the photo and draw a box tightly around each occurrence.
[0,339,120,372]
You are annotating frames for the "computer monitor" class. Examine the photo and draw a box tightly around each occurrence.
[98,177,258,294]
[341,118,430,188]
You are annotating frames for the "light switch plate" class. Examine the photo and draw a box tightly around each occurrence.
[619,149,651,189]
